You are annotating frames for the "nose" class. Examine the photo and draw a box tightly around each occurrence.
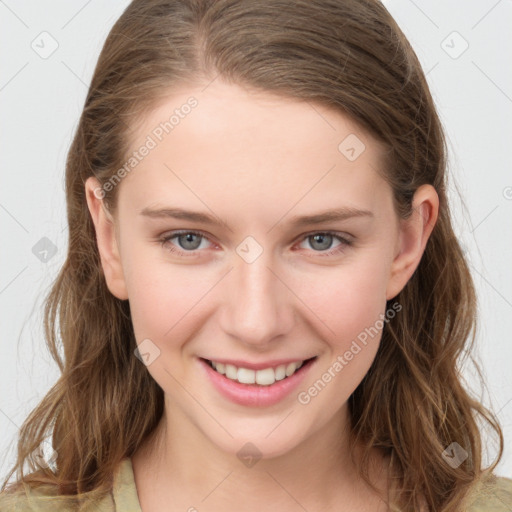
[219,248,295,349]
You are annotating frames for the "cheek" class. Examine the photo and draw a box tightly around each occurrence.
[295,258,392,416]
[304,253,391,350]
[127,274,204,343]
[120,243,207,344]
[123,260,214,391]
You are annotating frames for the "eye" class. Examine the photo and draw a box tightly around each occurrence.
[159,230,213,257]
[296,231,352,257]
[158,230,352,258]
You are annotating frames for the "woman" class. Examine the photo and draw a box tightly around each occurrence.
[1,1,511,510]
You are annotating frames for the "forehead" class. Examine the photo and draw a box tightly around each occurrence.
[118,79,392,221]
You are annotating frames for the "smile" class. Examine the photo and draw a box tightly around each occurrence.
[206,358,314,386]
[199,357,318,407]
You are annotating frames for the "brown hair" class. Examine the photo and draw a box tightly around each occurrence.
[1,1,504,510]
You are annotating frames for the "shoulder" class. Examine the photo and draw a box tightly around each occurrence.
[0,480,115,512]
[0,488,114,512]
[0,458,138,512]
[466,474,512,512]
[0,487,69,511]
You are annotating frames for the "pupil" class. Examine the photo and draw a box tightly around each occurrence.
[312,234,331,250]
[181,233,200,249]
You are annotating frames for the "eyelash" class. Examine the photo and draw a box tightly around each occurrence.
[158,229,353,258]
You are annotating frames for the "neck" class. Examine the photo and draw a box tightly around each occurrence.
[132,400,391,511]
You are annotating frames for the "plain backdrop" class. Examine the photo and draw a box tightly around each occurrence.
[1,0,511,482]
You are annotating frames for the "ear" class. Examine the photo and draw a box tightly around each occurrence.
[386,184,439,301]
[84,177,129,300]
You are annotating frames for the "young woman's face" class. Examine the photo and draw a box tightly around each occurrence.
[87,79,436,460]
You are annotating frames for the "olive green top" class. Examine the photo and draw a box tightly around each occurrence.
[1,458,511,511]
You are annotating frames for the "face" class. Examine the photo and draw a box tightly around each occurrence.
[86,79,437,460]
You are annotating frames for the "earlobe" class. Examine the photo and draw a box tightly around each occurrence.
[84,177,129,300]
[385,184,439,301]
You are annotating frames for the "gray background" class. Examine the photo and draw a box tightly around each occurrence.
[1,0,511,481]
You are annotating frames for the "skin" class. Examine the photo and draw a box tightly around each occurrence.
[85,79,438,511]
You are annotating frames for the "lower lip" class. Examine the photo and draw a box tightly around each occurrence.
[199,357,316,407]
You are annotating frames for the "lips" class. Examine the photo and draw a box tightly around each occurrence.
[204,357,316,386]
[198,356,317,407]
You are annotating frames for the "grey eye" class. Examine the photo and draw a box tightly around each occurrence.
[176,233,203,250]
[308,233,335,251]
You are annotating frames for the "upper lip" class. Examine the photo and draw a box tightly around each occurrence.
[201,356,316,371]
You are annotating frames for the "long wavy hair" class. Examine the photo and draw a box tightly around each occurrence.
[1,1,504,510]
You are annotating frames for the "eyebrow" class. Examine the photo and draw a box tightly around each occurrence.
[139,206,373,229]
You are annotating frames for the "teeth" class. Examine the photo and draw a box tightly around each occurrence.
[256,368,275,386]
[285,362,298,377]
[210,359,307,386]
[274,365,286,381]
[225,364,237,380]
[237,367,255,384]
